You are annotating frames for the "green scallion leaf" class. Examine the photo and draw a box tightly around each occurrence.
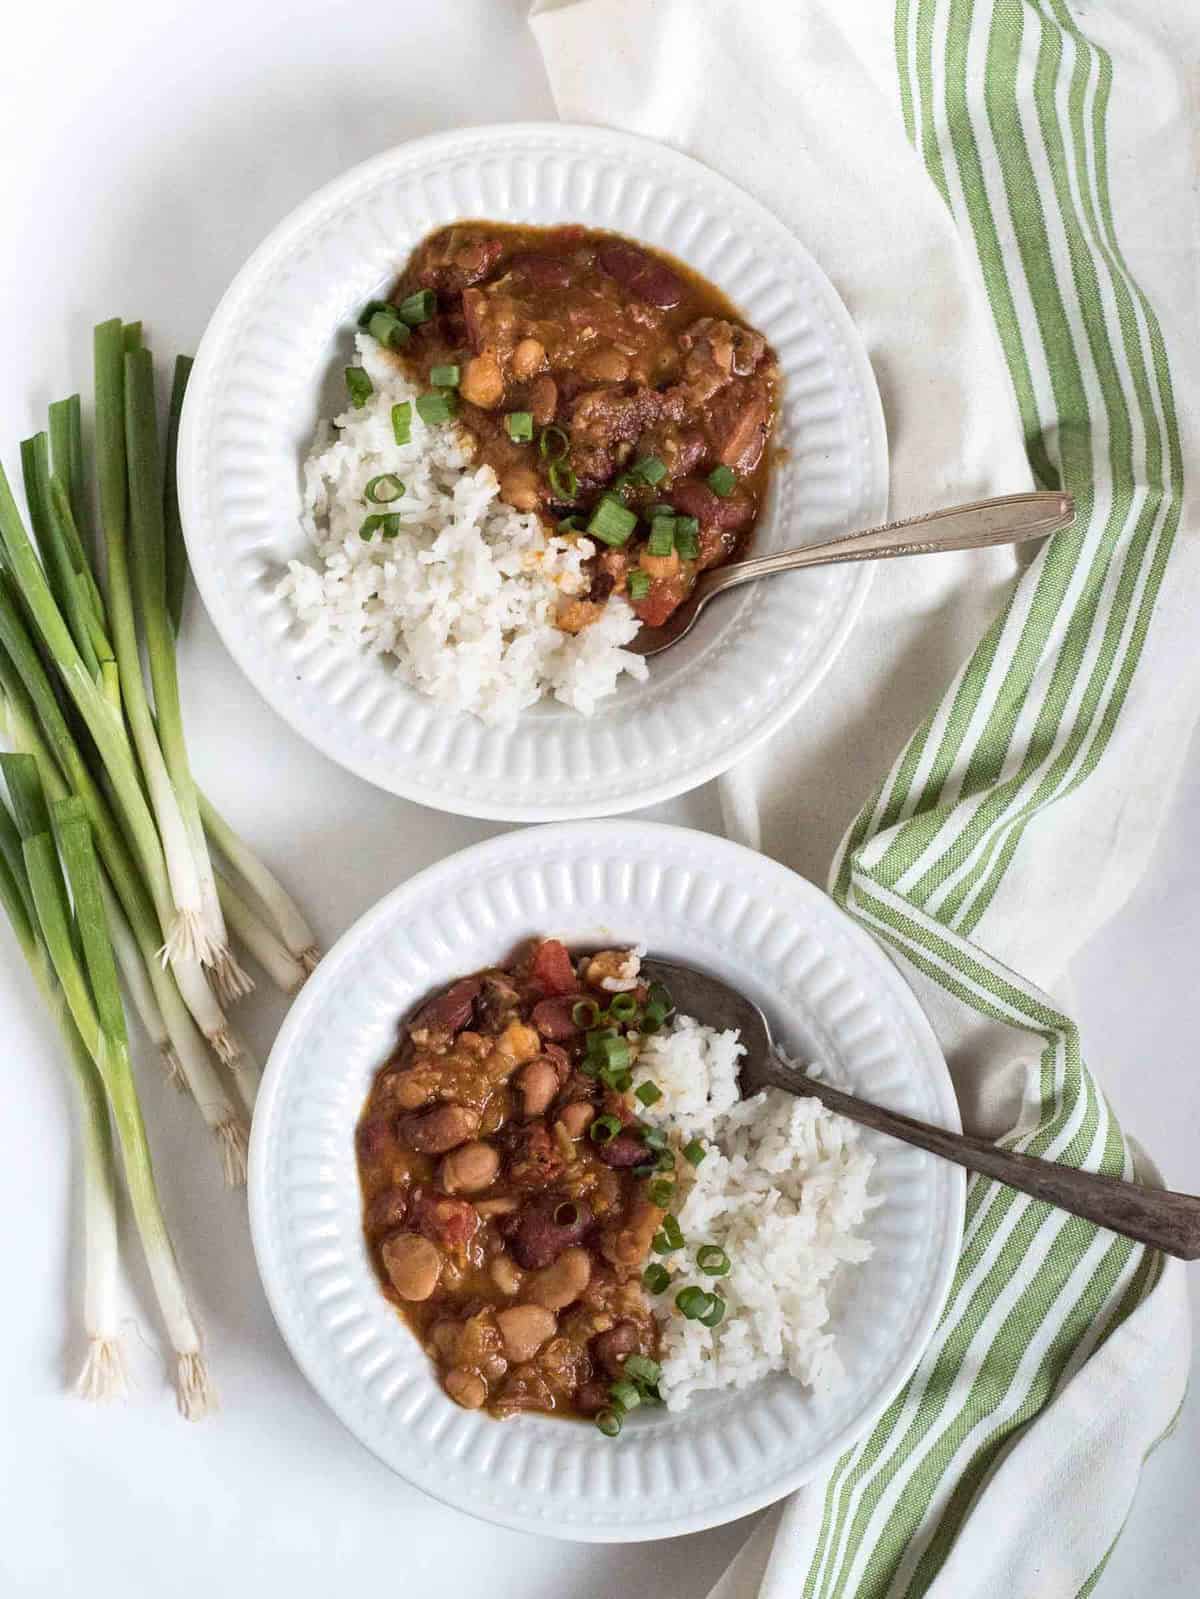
[590,1113,622,1145]
[548,460,579,502]
[647,518,676,557]
[539,426,569,462]
[610,991,638,1021]
[572,998,601,1029]
[683,1139,707,1167]
[359,513,402,541]
[505,411,534,443]
[674,516,700,559]
[708,464,736,497]
[642,1263,670,1294]
[397,289,437,325]
[633,456,667,486]
[676,1286,709,1320]
[416,391,458,425]
[430,364,460,388]
[595,1408,622,1437]
[558,513,583,532]
[587,495,637,547]
[699,1293,726,1328]
[635,1080,662,1107]
[626,569,650,600]
[610,1379,641,1411]
[364,473,405,504]
[367,309,410,350]
[639,1125,667,1152]
[624,1354,662,1386]
[391,401,412,445]
[647,1177,675,1207]
[345,367,372,408]
[697,1244,731,1277]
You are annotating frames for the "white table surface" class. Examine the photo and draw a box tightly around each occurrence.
[1,3,1194,1594]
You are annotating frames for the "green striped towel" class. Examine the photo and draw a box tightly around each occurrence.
[532,0,1196,1592]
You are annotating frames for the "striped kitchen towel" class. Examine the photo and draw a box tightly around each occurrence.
[531,0,1198,1593]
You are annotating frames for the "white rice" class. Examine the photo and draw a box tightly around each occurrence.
[634,1014,876,1409]
[279,333,648,724]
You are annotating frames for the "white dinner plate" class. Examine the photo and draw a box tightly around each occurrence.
[179,122,887,821]
[248,822,962,1541]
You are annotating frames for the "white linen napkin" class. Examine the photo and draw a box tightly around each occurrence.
[530,1,1199,1594]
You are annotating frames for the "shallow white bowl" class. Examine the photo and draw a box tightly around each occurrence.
[248,821,962,1540]
[179,122,887,821]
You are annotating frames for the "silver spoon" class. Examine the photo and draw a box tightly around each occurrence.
[640,957,1200,1260]
[626,491,1076,657]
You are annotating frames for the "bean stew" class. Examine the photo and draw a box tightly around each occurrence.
[356,940,677,1426]
[383,223,781,631]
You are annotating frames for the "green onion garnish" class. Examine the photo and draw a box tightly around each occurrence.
[416,391,458,425]
[345,367,372,408]
[557,513,583,532]
[590,1113,622,1145]
[626,569,651,600]
[595,1408,622,1437]
[700,1293,726,1328]
[590,1035,630,1072]
[430,364,460,388]
[367,309,410,350]
[608,473,635,502]
[676,1287,709,1319]
[505,411,534,443]
[647,518,676,557]
[648,1177,675,1207]
[610,991,638,1021]
[633,455,667,485]
[397,289,436,325]
[674,517,700,559]
[640,1125,667,1152]
[356,299,390,329]
[539,426,569,462]
[364,473,405,504]
[586,495,637,547]
[359,513,401,541]
[642,1264,670,1294]
[554,1201,581,1226]
[654,1213,684,1253]
[624,1355,662,1386]
[655,1148,675,1172]
[708,464,736,497]
[683,1139,707,1167]
[697,1244,731,1276]
[548,460,579,501]
[635,1080,662,1107]
[602,1066,633,1093]
[610,1379,641,1411]
[572,998,601,1028]
[391,401,412,445]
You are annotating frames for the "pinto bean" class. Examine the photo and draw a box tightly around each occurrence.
[530,995,583,1041]
[511,337,545,379]
[557,1101,596,1140]
[411,976,482,1036]
[525,1246,592,1311]
[516,1058,561,1119]
[579,345,630,383]
[495,1304,558,1363]
[397,1102,481,1154]
[490,1254,524,1295]
[499,465,542,512]
[508,1193,593,1269]
[443,1367,488,1409]
[390,1073,435,1110]
[460,351,504,409]
[364,1186,408,1232]
[440,1141,501,1194]
[669,476,756,534]
[380,1233,442,1301]
[592,1320,641,1380]
[529,375,558,427]
[476,1195,520,1218]
[597,242,684,308]
[511,252,572,289]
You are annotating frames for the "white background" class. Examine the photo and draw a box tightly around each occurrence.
[0,2,1194,1595]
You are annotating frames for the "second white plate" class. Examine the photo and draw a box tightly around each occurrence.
[179,122,887,820]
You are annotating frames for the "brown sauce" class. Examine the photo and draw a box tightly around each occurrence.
[387,223,780,630]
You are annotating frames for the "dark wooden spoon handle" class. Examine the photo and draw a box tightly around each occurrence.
[759,1055,1200,1260]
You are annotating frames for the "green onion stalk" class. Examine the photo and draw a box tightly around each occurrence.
[0,617,250,1178]
[92,323,234,985]
[0,796,127,1400]
[215,867,306,995]
[4,757,214,1417]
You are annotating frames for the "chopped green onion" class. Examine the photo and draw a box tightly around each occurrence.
[708,464,736,497]
[397,289,437,325]
[633,455,667,486]
[548,460,579,501]
[700,1293,727,1328]
[608,473,634,502]
[626,569,651,600]
[654,1148,675,1172]
[590,1113,622,1145]
[642,1264,670,1294]
[416,391,458,425]
[554,1201,581,1226]
[367,309,410,350]
[589,1034,631,1072]
[345,367,372,408]
[648,1177,675,1207]
[647,981,673,1012]
[505,411,534,443]
[640,1125,667,1152]
[391,401,412,445]
[610,991,638,1021]
[610,1379,641,1411]
[624,1355,662,1386]
[676,1286,710,1320]
[595,1408,622,1437]
[557,512,583,532]
[364,474,405,504]
[539,426,569,462]
[586,496,638,547]
[359,513,402,541]
[572,998,601,1028]
[647,518,676,557]
[652,1231,680,1254]
[430,364,460,388]
[635,1080,662,1107]
[697,1244,731,1277]
[356,299,389,329]
[601,1066,633,1093]
[674,517,700,559]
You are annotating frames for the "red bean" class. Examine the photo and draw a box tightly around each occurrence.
[597,243,683,308]
[508,1193,593,1270]
[510,252,573,289]
[410,976,482,1036]
[596,1131,648,1169]
[531,995,583,1041]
